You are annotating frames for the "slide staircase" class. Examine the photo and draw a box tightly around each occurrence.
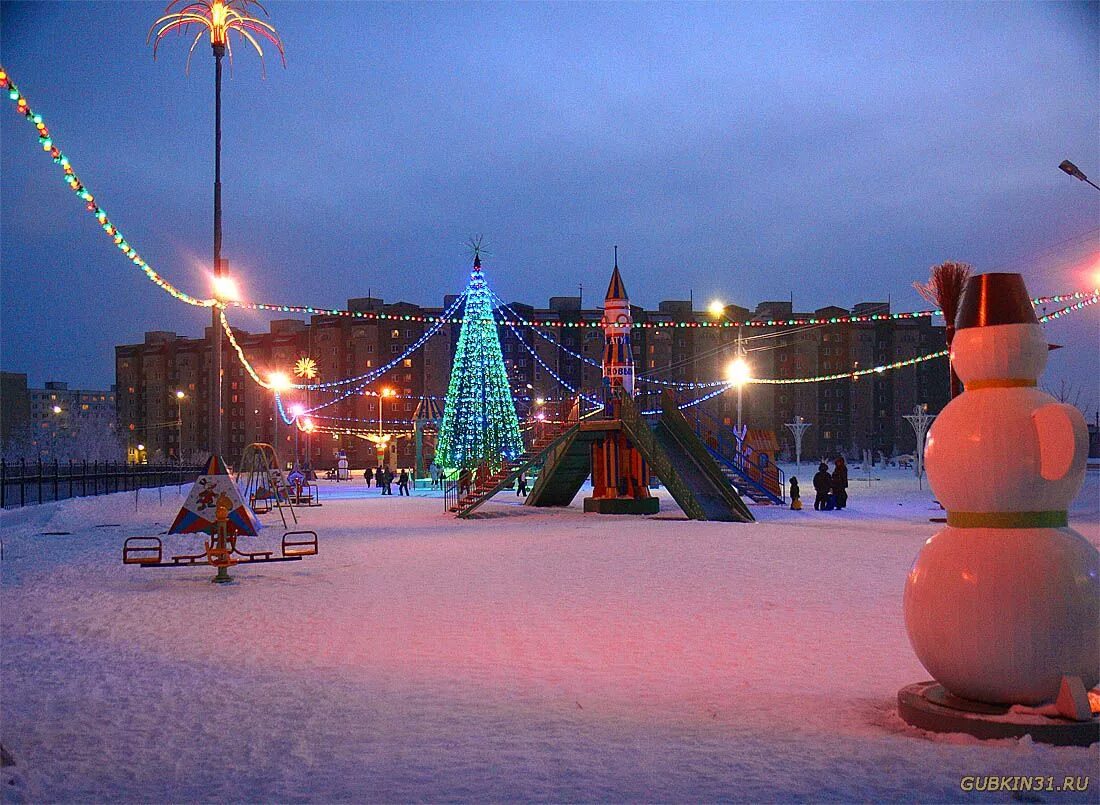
[679,400,784,505]
[448,419,578,518]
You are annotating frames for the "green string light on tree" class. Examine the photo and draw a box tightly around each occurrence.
[436,250,523,471]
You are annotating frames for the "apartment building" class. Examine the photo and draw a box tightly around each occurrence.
[116,294,948,468]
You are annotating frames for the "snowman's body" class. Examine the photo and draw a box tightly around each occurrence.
[904,321,1099,705]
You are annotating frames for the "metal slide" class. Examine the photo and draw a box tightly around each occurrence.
[526,394,754,523]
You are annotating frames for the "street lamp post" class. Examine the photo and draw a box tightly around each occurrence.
[267,372,291,466]
[1059,160,1100,192]
[711,300,751,435]
[289,403,305,468]
[726,356,752,434]
[175,390,186,460]
[784,415,812,469]
[377,388,394,467]
[149,0,285,459]
[903,403,935,490]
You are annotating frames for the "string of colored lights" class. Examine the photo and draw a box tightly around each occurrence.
[302,279,1095,423]
[307,422,416,438]
[233,291,1096,330]
[499,318,603,408]
[1037,293,1098,322]
[222,292,466,396]
[310,292,1096,421]
[1,68,217,308]
[235,288,1096,418]
[296,292,467,391]
[6,66,1094,339]
[220,309,271,387]
[639,385,730,416]
[490,292,732,390]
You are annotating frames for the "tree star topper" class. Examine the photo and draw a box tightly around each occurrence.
[149,0,286,76]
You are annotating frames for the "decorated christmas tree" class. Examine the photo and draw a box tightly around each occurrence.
[435,252,524,470]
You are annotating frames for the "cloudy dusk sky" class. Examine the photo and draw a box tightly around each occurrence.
[2,2,1096,410]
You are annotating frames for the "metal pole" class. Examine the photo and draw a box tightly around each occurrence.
[736,326,744,432]
[211,42,225,459]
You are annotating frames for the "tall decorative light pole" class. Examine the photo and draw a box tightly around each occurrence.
[369,388,395,468]
[174,390,186,459]
[267,371,291,462]
[903,403,935,490]
[711,300,752,437]
[784,415,812,469]
[294,357,318,468]
[149,0,285,458]
[289,403,304,467]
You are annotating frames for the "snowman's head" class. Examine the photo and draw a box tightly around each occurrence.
[951,322,1047,385]
[951,272,1046,386]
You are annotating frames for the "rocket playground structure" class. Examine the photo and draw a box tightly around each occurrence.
[446,260,756,522]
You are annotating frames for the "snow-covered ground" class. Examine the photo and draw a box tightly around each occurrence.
[2,466,1097,802]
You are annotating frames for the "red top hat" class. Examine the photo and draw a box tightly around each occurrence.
[955,272,1037,330]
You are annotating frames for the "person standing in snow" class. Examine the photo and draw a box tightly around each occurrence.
[374,466,385,490]
[429,461,441,489]
[831,457,849,510]
[812,463,830,510]
[397,470,410,496]
[516,471,528,497]
[789,477,801,510]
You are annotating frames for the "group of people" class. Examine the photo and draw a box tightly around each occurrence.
[788,457,848,511]
[366,465,411,496]
[428,462,444,489]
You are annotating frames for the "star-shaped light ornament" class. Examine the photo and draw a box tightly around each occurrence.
[294,357,318,380]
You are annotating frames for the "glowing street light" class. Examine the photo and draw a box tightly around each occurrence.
[378,388,395,438]
[726,357,751,386]
[211,274,239,301]
[51,404,62,414]
[267,372,291,392]
[726,357,752,432]
[708,299,726,318]
[266,372,291,459]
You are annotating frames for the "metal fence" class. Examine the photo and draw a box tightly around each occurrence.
[0,460,204,509]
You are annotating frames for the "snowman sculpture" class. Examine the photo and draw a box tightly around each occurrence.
[904,272,1098,706]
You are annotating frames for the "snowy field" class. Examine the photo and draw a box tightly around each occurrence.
[2,466,1097,802]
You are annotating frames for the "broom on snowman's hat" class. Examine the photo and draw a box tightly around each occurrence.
[914,261,972,398]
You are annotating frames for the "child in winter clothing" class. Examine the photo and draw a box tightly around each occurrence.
[812,463,830,510]
[789,477,802,510]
